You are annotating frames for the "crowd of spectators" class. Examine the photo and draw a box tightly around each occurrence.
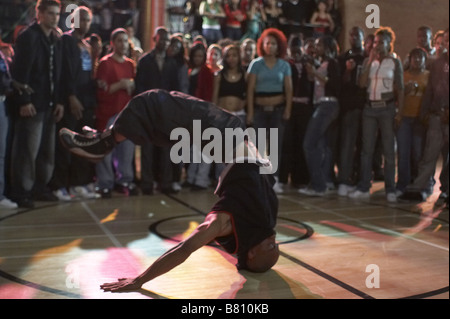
[0,0,448,210]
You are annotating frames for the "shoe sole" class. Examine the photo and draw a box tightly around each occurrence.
[59,130,105,164]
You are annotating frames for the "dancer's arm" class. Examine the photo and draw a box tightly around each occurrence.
[100,213,232,292]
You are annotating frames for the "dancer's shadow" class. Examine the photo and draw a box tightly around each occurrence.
[230,269,322,299]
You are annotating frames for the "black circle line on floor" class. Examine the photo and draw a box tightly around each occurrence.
[148,214,314,246]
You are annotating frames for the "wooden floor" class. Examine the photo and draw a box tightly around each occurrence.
[0,177,448,300]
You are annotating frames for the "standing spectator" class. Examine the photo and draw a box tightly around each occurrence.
[400,28,449,205]
[186,41,214,190]
[167,34,190,191]
[212,44,247,177]
[336,27,366,196]
[99,0,114,41]
[95,28,136,198]
[349,27,404,203]
[299,35,340,196]
[125,25,142,51]
[404,26,437,71]
[188,42,214,101]
[224,0,246,41]
[280,0,314,39]
[310,0,334,39]
[241,0,266,41]
[264,0,282,29]
[395,48,430,196]
[50,6,98,201]
[212,44,247,125]
[279,34,313,190]
[199,0,225,45]
[167,35,190,94]
[207,43,223,74]
[433,30,446,57]
[184,0,203,38]
[326,0,342,39]
[246,28,292,192]
[135,27,180,195]
[167,0,187,34]
[10,0,64,208]
[0,50,18,209]
[240,38,256,71]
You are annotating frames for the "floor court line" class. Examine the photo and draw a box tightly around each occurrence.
[281,196,450,252]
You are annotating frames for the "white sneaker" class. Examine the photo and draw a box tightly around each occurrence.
[395,189,404,197]
[172,182,182,192]
[337,184,356,197]
[53,188,72,201]
[298,187,325,197]
[348,190,370,199]
[386,192,397,203]
[70,185,100,199]
[273,182,284,194]
[0,198,18,209]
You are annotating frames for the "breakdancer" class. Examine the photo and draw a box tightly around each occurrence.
[59,89,280,292]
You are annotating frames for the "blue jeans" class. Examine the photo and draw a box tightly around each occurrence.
[0,100,8,200]
[96,115,135,189]
[10,108,56,199]
[357,103,396,193]
[253,106,286,176]
[396,116,425,192]
[202,28,222,45]
[337,108,362,186]
[410,115,449,193]
[303,101,339,192]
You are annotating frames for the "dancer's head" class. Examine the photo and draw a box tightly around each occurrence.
[240,234,280,273]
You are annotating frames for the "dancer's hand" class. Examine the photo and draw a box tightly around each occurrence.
[100,278,142,292]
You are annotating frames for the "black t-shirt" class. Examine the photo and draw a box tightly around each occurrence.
[212,163,278,270]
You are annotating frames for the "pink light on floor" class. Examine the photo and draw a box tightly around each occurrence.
[0,283,37,299]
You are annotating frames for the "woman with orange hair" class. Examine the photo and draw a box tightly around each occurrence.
[246,28,292,193]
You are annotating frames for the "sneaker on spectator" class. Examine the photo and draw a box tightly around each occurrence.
[172,182,182,192]
[337,184,356,197]
[70,185,101,199]
[0,198,18,209]
[298,187,325,197]
[273,182,284,194]
[115,182,139,196]
[348,190,370,199]
[395,189,404,197]
[386,192,397,203]
[53,188,72,201]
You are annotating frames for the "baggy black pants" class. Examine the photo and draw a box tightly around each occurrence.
[113,90,245,154]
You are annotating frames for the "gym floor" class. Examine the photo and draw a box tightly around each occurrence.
[0,171,448,299]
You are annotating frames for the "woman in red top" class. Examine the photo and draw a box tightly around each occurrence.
[224,0,247,41]
[310,0,334,38]
[95,28,137,198]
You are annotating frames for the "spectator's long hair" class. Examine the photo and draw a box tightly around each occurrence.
[188,41,207,69]
[317,35,339,59]
[221,44,245,75]
[256,28,288,59]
